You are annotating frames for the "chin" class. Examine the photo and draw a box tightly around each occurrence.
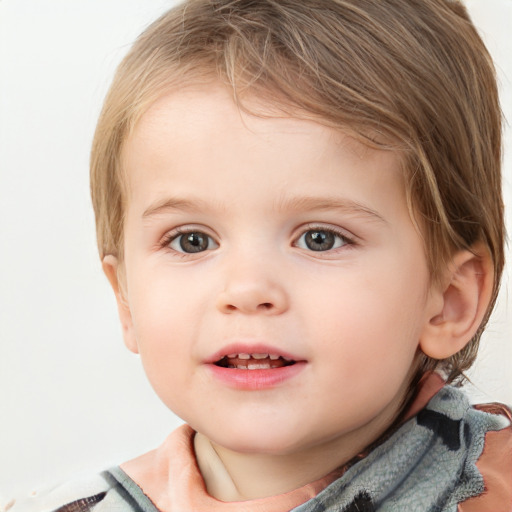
[203,422,311,456]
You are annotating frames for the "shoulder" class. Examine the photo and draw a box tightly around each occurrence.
[5,468,160,512]
[459,402,512,511]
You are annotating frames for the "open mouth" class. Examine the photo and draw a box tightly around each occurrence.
[214,353,296,370]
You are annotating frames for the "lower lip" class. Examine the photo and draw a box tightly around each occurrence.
[207,362,306,390]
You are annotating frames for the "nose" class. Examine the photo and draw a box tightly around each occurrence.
[216,261,289,315]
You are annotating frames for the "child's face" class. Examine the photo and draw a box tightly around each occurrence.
[116,84,440,457]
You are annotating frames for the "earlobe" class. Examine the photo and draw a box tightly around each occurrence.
[419,243,494,360]
[102,255,139,354]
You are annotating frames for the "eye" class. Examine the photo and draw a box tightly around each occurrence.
[168,231,218,253]
[296,228,350,252]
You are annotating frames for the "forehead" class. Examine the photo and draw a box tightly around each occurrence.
[121,84,410,226]
[124,84,402,175]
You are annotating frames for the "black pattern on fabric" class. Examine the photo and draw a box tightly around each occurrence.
[343,491,375,511]
[53,492,106,512]
[416,409,462,451]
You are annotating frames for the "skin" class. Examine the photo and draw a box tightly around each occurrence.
[103,84,493,503]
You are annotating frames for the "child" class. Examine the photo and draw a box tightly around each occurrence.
[12,0,512,510]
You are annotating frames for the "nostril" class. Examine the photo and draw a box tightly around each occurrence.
[223,302,274,313]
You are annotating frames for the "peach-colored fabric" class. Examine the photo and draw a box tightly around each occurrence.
[402,371,445,422]
[458,403,512,512]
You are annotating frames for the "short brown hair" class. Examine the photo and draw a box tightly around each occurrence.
[90,0,504,381]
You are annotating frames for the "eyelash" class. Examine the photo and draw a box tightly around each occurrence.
[159,225,356,255]
[294,224,355,252]
[159,227,218,256]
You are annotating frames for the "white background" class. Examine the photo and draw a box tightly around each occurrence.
[0,0,511,500]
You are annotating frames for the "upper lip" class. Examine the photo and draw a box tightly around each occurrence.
[205,343,304,364]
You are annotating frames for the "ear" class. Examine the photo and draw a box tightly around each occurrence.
[419,243,494,360]
[102,255,139,354]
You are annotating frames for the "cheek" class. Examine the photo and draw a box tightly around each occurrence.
[129,263,203,332]
[126,274,196,376]
[303,265,427,368]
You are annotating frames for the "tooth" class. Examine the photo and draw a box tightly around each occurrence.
[248,363,270,370]
[282,356,292,362]
[269,355,280,360]
[236,365,248,369]
[227,354,237,358]
[238,353,250,360]
[252,353,268,359]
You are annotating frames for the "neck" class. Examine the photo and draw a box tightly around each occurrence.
[193,406,399,502]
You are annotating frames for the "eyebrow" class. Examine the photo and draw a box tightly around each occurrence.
[142,197,218,218]
[142,195,386,224]
[273,195,387,224]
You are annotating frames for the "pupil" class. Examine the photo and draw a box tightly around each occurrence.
[180,232,208,253]
[306,231,335,251]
